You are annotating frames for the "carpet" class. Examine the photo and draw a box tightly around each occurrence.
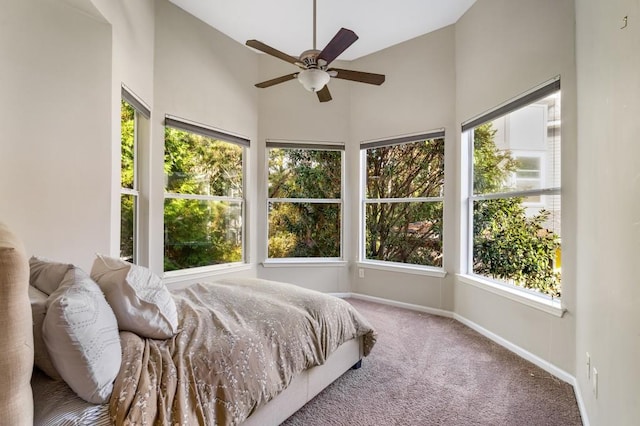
[282,298,582,426]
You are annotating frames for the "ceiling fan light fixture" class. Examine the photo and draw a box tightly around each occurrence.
[297,69,330,92]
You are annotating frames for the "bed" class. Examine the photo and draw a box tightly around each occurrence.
[0,222,376,426]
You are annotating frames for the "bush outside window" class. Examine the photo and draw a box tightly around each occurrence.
[267,142,343,259]
[163,119,246,271]
[466,81,562,298]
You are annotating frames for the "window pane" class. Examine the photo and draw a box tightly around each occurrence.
[164,199,242,271]
[473,92,560,195]
[365,201,443,267]
[268,148,341,199]
[473,196,561,297]
[165,127,243,197]
[121,101,135,189]
[268,202,340,258]
[120,194,136,263]
[366,138,444,199]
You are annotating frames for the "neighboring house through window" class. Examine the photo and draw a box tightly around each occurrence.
[360,131,445,269]
[163,116,248,272]
[463,78,562,298]
[266,141,344,260]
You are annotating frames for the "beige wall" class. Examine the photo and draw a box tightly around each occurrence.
[348,26,456,310]
[575,0,640,423]
[0,0,112,271]
[151,1,260,275]
[453,0,577,375]
[9,1,640,422]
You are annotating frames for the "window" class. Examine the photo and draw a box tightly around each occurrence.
[464,78,561,298]
[361,131,445,268]
[120,86,150,263]
[163,116,248,272]
[266,141,344,260]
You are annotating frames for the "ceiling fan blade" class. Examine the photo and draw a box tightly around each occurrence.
[317,28,358,65]
[255,73,298,88]
[246,40,302,66]
[330,68,386,85]
[316,85,332,102]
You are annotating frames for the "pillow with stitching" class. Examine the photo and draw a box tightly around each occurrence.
[90,254,178,339]
[29,256,72,296]
[43,267,121,404]
[28,285,61,380]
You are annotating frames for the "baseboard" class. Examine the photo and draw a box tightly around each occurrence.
[347,292,454,318]
[570,379,591,426]
[454,313,573,383]
[330,291,589,424]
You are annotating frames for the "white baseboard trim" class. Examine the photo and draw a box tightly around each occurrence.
[453,312,573,384]
[333,292,454,318]
[570,379,590,426]
[331,291,589,424]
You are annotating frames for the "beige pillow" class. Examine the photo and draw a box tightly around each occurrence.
[28,285,61,380]
[43,267,121,404]
[0,222,34,426]
[29,256,73,295]
[90,254,178,339]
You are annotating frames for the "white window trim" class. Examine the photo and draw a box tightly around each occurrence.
[163,121,248,271]
[358,260,446,278]
[359,134,446,271]
[265,143,345,261]
[462,80,562,309]
[163,262,252,284]
[511,150,547,208]
[457,274,565,317]
[120,99,140,263]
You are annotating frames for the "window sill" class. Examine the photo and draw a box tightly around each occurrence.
[261,259,348,268]
[456,274,565,317]
[163,263,252,284]
[357,261,447,278]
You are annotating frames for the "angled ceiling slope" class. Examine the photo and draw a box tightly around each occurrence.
[169,0,476,61]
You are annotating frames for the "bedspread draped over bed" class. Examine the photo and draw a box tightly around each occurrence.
[110,278,376,426]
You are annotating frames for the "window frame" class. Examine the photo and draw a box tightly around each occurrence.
[264,140,345,263]
[120,85,150,264]
[359,130,446,274]
[462,77,562,306]
[163,115,249,273]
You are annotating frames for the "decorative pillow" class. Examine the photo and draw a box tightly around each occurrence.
[0,222,34,426]
[28,285,61,380]
[29,256,73,295]
[43,267,121,404]
[90,254,178,339]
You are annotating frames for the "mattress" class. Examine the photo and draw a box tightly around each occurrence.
[32,368,110,426]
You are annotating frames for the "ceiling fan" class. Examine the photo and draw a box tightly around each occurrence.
[246,0,385,102]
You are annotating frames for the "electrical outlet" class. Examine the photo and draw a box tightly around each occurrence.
[592,367,598,398]
[586,352,591,379]
[358,268,365,278]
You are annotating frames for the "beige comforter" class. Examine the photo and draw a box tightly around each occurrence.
[109,278,376,425]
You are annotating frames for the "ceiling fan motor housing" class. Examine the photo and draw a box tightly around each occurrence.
[299,49,323,69]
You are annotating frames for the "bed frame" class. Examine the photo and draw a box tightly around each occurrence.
[243,337,363,425]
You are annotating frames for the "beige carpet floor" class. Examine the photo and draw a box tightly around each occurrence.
[282,298,582,426]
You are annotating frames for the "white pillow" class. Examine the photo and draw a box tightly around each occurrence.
[28,286,61,380]
[29,256,72,295]
[43,267,121,404]
[90,254,178,339]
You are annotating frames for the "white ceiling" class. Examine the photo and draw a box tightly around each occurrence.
[168,0,476,61]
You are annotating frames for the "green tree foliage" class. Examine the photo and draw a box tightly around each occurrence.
[365,138,445,266]
[472,123,561,297]
[120,101,135,261]
[268,149,341,258]
[163,128,243,271]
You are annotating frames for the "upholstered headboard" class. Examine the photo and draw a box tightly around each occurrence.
[0,222,34,425]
